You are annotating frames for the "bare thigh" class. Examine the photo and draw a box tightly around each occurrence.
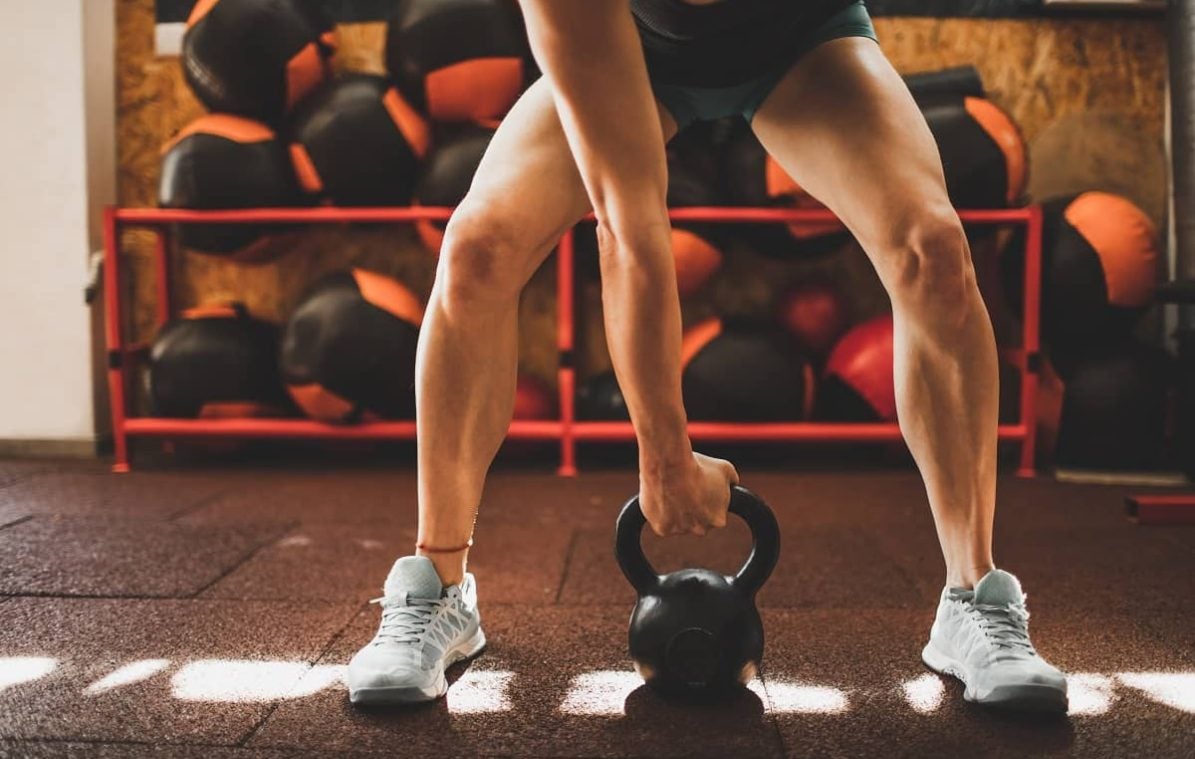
[750,38,962,284]
[447,76,678,285]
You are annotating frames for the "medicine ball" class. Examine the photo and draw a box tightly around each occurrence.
[149,303,287,418]
[666,153,725,296]
[776,280,851,358]
[921,95,1026,208]
[576,148,724,295]
[580,372,635,420]
[718,124,844,255]
[904,66,985,105]
[289,74,431,206]
[681,318,815,421]
[280,269,424,422]
[816,314,896,422]
[1002,192,1160,352]
[414,124,495,255]
[385,0,529,125]
[513,374,554,420]
[578,371,630,421]
[182,0,336,124]
[1055,341,1172,471]
[159,114,299,257]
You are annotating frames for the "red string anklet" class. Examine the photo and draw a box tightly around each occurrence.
[416,539,473,554]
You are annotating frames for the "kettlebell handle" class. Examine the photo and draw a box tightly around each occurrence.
[614,485,781,597]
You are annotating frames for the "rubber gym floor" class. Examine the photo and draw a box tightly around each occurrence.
[0,456,1193,758]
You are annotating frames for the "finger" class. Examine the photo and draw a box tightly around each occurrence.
[689,523,707,537]
[709,511,728,530]
[724,461,741,485]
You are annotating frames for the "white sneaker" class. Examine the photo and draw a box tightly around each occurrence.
[922,569,1068,713]
[347,555,486,704]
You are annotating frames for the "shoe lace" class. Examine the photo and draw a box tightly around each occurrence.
[369,594,447,646]
[967,599,1035,656]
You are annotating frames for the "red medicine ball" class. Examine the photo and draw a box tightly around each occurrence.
[816,314,896,422]
[776,281,851,358]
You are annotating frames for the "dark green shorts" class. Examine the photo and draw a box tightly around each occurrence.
[647,1,877,129]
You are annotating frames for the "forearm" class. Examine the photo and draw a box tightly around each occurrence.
[520,0,691,465]
[599,221,692,468]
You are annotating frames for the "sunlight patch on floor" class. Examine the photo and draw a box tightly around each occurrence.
[1117,672,1195,713]
[85,659,171,694]
[559,671,643,715]
[1067,673,1117,716]
[171,660,342,702]
[0,657,57,694]
[448,670,514,714]
[766,681,850,714]
[902,673,945,713]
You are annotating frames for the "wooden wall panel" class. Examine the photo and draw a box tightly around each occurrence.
[116,3,1167,391]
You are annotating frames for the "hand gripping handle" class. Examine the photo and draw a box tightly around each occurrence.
[614,485,781,596]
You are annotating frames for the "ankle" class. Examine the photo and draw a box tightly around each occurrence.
[417,547,468,587]
[946,562,996,590]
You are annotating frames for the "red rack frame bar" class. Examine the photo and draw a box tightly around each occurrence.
[102,205,1041,477]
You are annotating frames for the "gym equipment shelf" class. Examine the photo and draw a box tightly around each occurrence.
[102,205,1044,476]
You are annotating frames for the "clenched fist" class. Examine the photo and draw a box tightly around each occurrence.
[640,452,739,537]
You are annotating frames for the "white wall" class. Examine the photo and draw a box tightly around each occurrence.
[0,1,115,446]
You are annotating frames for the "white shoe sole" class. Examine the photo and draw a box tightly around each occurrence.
[922,640,1068,714]
[349,627,487,706]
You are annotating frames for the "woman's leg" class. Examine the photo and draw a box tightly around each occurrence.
[415,78,677,584]
[751,38,998,589]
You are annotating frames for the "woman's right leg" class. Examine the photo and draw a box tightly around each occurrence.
[414,78,677,585]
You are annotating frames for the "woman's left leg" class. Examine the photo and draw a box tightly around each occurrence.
[751,37,1068,712]
[752,37,997,591]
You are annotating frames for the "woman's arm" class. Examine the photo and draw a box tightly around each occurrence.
[519,0,735,534]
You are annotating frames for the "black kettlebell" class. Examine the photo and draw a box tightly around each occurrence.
[616,485,781,699]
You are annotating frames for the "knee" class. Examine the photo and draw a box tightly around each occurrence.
[436,206,524,315]
[882,210,976,324]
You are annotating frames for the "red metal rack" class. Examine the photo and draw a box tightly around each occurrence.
[103,205,1043,477]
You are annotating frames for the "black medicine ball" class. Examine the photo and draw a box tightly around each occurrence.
[288,74,431,206]
[149,304,287,418]
[1055,341,1172,471]
[413,124,496,254]
[182,0,337,124]
[1002,192,1160,354]
[385,0,529,125]
[281,269,425,422]
[921,95,1026,209]
[681,318,814,422]
[577,371,630,421]
[158,114,299,256]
